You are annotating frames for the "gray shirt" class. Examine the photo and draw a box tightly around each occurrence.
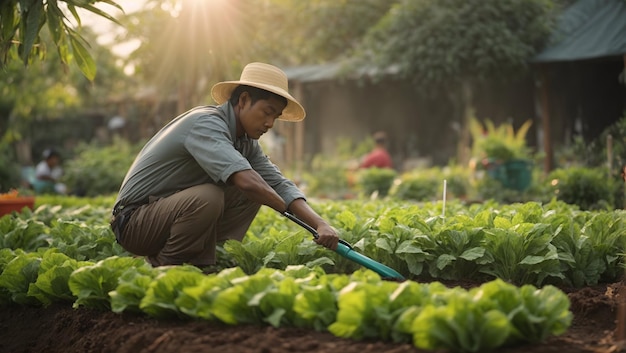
[114,102,304,211]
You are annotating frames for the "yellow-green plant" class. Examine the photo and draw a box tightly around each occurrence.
[470,118,533,162]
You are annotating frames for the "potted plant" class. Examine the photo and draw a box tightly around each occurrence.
[0,189,35,216]
[469,118,534,191]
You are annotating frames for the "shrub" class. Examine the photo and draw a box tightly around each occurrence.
[389,166,469,202]
[547,167,614,210]
[300,137,372,199]
[356,168,397,197]
[0,142,21,192]
[62,138,141,196]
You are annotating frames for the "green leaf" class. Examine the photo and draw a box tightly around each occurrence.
[69,33,96,80]
[77,3,123,26]
[68,256,146,310]
[139,266,204,318]
[109,264,160,314]
[293,283,338,331]
[28,250,92,306]
[20,0,44,64]
[459,247,485,261]
[436,254,456,270]
[0,252,41,305]
[211,271,274,325]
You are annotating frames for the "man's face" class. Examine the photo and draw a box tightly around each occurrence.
[47,156,60,167]
[238,93,286,139]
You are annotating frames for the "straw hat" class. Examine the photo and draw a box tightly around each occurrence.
[211,62,305,121]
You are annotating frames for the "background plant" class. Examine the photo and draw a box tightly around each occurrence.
[547,167,615,210]
[62,137,142,196]
[470,118,534,162]
[389,166,469,202]
[355,168,397,198]
[301,137,372,198]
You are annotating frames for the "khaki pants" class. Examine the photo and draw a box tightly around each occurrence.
[119,183,260,266]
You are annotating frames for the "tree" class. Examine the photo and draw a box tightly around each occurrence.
[118,0,398,115]
[356,0,557,164]
[0,0,122,80]
[252,0,399,65]
[0,26,127,165]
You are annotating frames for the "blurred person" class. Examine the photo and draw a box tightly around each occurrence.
[110,62,339,271]
[360,131,393,169]
[33,148,67,194]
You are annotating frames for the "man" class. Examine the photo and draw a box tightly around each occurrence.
[360,131,393,169]
[33,148,67,194]
[111,62,338,269]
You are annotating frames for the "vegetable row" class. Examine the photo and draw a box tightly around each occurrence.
[2,199,625,287]
[0,249,571,353]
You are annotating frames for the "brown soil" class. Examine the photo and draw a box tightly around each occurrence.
[0,282,624,353]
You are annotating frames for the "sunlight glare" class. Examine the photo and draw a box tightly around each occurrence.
[152,0,250,89]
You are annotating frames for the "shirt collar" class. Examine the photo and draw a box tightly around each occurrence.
[219,101,249,148]
[218,102,237,141]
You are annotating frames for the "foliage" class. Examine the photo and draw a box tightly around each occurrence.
[355,167,397,197]
[0,246,574,353]
[470,118,533,162]
[271,0,399,64]
[121,0,398,110]
[0,25,129,164]
[0,0,122,80]
[6,195,626,351]
[301,137,371,198]
[474,173,546,204]
[2,196,626,288]
[356,0,556,90]
[62,138,141,196]
[389,171,439,202]
[547,167,615,210]
[28,249,92,306]
[0,249,42,305]
[580,115,626,172]
[0,141,21,191]
[389,166,470,202]
[557,115,626,208]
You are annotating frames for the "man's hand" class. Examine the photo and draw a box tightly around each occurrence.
[314,223,339,251]
[288,199,339,251]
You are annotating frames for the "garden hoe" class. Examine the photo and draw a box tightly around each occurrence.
[282,211,406,281]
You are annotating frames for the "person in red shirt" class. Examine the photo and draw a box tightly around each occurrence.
[360,131,393,169]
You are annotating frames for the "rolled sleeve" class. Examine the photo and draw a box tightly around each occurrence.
[246,141,305,205]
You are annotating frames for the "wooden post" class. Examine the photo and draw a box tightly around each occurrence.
[538,65,554,173]
[458,80,473,167]
[291,81,305,178]
[607,134,613,174]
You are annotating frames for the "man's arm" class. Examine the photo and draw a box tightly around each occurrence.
[288,198,339,250]
[229,169,287,213]
[230,170,338,250]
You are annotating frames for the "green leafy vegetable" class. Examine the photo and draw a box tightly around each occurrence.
[69,256,146,310]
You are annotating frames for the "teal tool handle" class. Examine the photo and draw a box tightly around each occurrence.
[282,211,353,248]
[282,211,406,281]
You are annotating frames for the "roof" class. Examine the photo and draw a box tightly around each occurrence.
[282,63,342,82]
[533,0,626,62]
[282,62,400,83]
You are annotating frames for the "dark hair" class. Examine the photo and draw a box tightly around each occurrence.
[373,131,388,144]
[43,148,60,160]
[228,85,287,107]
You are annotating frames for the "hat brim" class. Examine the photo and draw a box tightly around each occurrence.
[211,81,305,122]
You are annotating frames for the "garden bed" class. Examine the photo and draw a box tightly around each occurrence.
[0,280,621,353]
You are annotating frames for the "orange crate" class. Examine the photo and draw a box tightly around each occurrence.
[0,196,35,216]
